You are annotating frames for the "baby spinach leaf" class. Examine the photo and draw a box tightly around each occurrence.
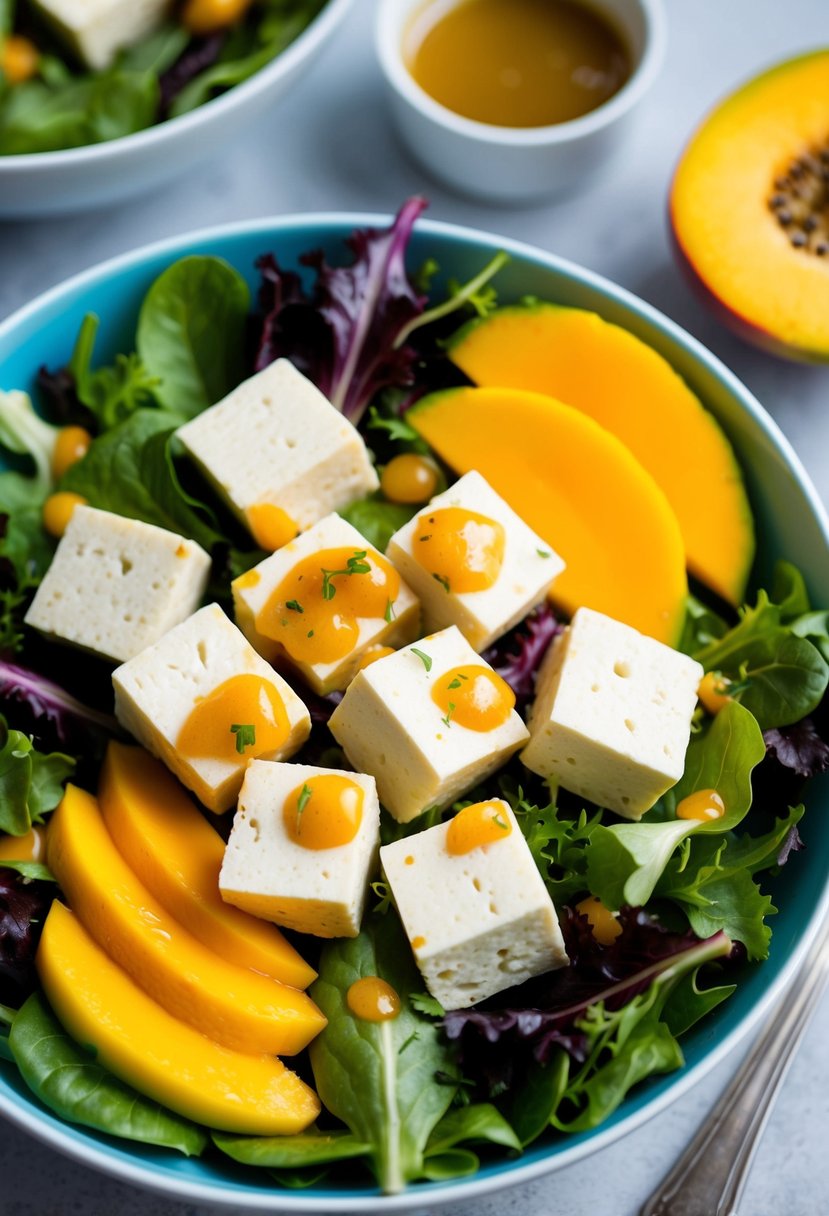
[660,967,736,1037]
[677,594,729,657]
[498,1050,569,1147]
[136,256,250,419]
[0,716,74,836]
[308,910,458,1194]
[585,820,697,911]
[425,1102,520,1157]
[791,610,829,663]
[0,861,54,882]
[67,314,161,431]
[8,993,207,1155]
[340,494,416,553]
[212,1127,371,1169]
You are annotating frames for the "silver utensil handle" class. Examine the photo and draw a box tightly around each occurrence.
[640,911,829,1216]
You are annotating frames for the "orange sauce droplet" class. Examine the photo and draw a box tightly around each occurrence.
[431,665,515,731]
[381,453,440,504]
[445,800,513,855]
[346,976,401,1022]
[282,774,364,850]
[698,672,731,715]
[0,825,47,864]
[235,568,261,591]
[42,491,87,538]
[246,503,298,551]
[1,34,40,85]
[676,788,726,822]
[411,935,426,950]
[404,855,415,866]
[51,426,92,479]
[576,895,622,945]
[357,645,396,670]
[176,674,291,764]
[414,506,505,593]
[256,547,401,665]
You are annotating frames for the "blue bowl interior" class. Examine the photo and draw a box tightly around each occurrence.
[0,217,827,1209]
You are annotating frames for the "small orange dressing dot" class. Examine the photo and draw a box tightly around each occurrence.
[411,936,427,950]
[698,672,732,715]
[404,855,415,866]
[446,800,512,855]
[346,976,401,1022]
[176,674,290,764]
[42,492,87,538]
[246,503,298,551]
[413,506,505,593]
[576,895,622,945]
[51,426,91,479]
[283,774,364,850]
[676,788,726,822]
[431,665,515,731]
[380,453,440,504]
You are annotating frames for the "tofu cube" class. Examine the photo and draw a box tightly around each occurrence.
[328,626,529,823]
[232,512,420,694]
[386,470,564,651]
[176,360,378,549]
[219,760,380,938]
[31,0,173,70]
[112,604,310,813]
[381,799,568,1010]
[24,505,211,664]
[521,607,704,819]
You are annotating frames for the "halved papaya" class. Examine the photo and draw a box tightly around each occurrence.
[407,386,688,645]
[671,49,829,363]
[448,302,755,606]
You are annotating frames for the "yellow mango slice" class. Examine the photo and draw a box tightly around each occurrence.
[448,303,755,606]
[37,901,320,1136]
[98,742,316,990]
[47,785,326,1056]
[0,826,47,864]
[408,386,687,644]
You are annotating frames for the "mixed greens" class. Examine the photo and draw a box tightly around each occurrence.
[0,0,323,155]
[0,202,827,1193]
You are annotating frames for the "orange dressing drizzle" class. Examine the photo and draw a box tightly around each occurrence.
[411,935,427,950]
[346,976,401,1022]
[431,665,515,731]
[576,895,622,945]
[283,774,364,850]
[357,645,396,670]
[256,546,400,665]
[246,503,298,551]
[446,800,512,855]
[676,788,726,822]
[697,672,732,715]
[176,674,290,764]
[413,506,505,594]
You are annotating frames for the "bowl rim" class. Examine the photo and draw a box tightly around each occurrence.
[0,210,828,1212]
[375,0,667,148]
[0,0,353,172]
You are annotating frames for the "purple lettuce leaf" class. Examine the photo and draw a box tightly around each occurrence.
[0,868,53,1008]
[253,198,429,424]
[0,660,118,746]
[764,716,829,778]
[481,604,564,714]
[777,823,805,866]
[158,34,226,118]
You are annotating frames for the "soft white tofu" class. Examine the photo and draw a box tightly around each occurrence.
[232,512,420,694]
[386,470,564,651]
[24,505,211,664]
[30,0,173,70]
[328,626,529,823]
[219,760,380,938]
[521,606,704,819]
[176,360,378,549]
[112,604,310,813]
[381,799,568,1010]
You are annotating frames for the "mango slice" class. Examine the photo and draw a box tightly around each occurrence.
[408,386,687,644]
[448,303,755,606]
[47,785,326,1055]
[37,901,320,1136]
[99,742,316,990]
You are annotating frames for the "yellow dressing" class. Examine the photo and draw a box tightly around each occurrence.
[411,935,427,950]
[246,503,298,551]
[51,426,92,479]
[283,774,364,850]
[445,800,512,854]
[42,491,86,538]
[698,672,732,715]
[380,453,440,504]
[357,645,396,670]
[431,664,515,730]
[346,977,401,1022]
[676,788,726,822]
[176,674,291,764]
[576,895,622,945]
[414,506,505,594]
[256,546,401,665]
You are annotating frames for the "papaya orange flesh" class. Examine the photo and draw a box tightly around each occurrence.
[37,901,320,1136]
[448,303,755,606]
[408,386,688,645]
[671,49,829,363]
[98,742,316,990]
[47,785,326,1056]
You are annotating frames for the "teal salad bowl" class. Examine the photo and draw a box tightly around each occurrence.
[0,214,827,1211]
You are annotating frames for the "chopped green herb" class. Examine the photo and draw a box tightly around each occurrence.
[385,598,395,624]
[447,677,463,690]
[411,647,432,672]
[230,723,256,754]
[433,573,451,593]
[419,534,432,542]
[321,550,373,600]
[537,549,552,559]
[442,702,456,728]
[307,629,315,638]
[295,782,313,833]
[492,813,509,831]
[286,599,304,613]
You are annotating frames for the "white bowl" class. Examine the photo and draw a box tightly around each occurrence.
[0,0,353,219]
[376,0,666,202]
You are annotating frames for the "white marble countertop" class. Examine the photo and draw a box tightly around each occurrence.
[1,0,828,1212]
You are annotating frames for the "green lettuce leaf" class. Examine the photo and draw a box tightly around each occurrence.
[0,715,74,836]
